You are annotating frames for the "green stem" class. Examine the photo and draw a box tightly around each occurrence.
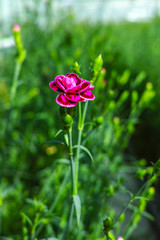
[34,171,70,237]
[3,61,22,138]
[75,101,89,195]
[122,174,154,239]
[81,101,88,128]
[106,234,111,240]
[10,61,22,103]
[68,129,76,195]
[0,61,22,182]
[74,129,82,195]
[78,102,82,130]
[50,170,70,212]
[61,129,75,240]
[62,202,74,240]
[123,210,138,240]
[114,174,153,225]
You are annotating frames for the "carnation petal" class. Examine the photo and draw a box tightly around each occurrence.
[80,90,95,100]
[66,73,83,85]
[78,81,91,93]
[66,84,82,93]
[56,94,77,107]
[88,85,94,90]
[56,79,66,92]
[55,75,65,82]
[65,93,86,102]
[49,81,61,92]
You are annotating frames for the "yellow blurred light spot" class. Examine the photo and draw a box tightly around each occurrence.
[0,82,9,102]
[146,82,153,90]
[113,116,120,125]
[46,146,57,155]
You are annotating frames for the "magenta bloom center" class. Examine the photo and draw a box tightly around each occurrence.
[49,73,95,107]
[64,77,77,89]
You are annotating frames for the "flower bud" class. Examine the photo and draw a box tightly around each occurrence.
[106,186,114,197]
[136,168,147,180]
[64,114,73,126]
[118,90,129,105]
[139,198,146,211]
[73,61,81,75]
[95,116,104,125]
[13,24,20,32]
[119,213,125,223]
[91,54,103,84]
[117,69,130,85]
[146,166,153,175]
[13,24,21,46]
[12,24,26,62]
[139,82,155,107]
[103,217,113,235]
[59,106,76,131]
[108,100,116,110]
[117,237,124,240]
[147,187,155,200]
[138,158,147,167]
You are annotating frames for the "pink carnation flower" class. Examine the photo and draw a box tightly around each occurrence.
[49,73,95,107]
[13,24,20,32]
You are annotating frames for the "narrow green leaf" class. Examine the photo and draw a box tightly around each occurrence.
[141,211,155,221]
[56,159,70,164]
[64,134,69,146]
[120,185,133,198]
[128,203,138,211]
[83,121,96,127]
[133,196,149,201]
[73,145,94,163]
[41,140,65,145]
[55,129,63,137]
[73,195,81,226]
[128,204,154,221]
[25,198,45,209]
[21,212,32,226]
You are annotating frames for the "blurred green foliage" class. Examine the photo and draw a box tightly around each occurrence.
[0,7,160,240]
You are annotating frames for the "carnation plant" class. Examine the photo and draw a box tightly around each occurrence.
[49,71,95,239]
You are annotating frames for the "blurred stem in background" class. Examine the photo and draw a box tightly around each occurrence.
[2,24,26,139]
[10,24,26,102]
[10,61,22,103]
[0,24,26,232]
[1,24,26,176]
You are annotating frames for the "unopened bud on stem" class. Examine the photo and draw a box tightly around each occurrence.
[60,106,76,131]
[13,24,21,32]
[103,217,113,236]
[117,237,124,240]
[12,24,26,62]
